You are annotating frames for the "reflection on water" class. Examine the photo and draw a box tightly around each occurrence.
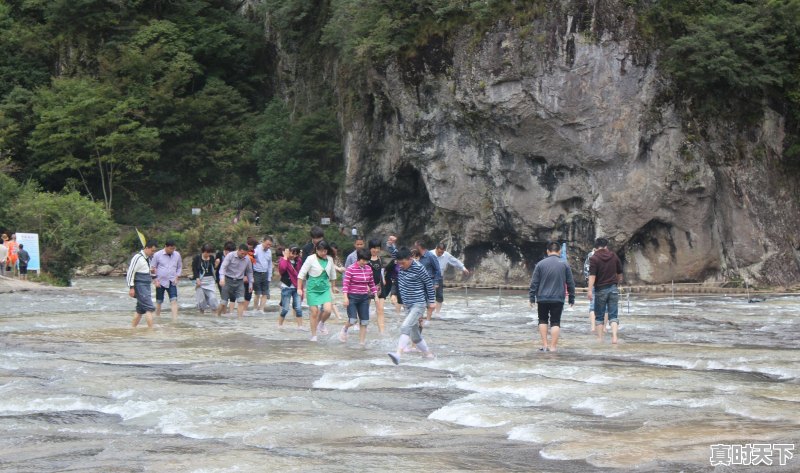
[0,278,798,472]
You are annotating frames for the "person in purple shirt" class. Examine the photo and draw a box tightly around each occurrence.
[152,240,182,320]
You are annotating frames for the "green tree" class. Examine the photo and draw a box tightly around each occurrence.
[11,187,117,284]
[252,99,343,212]
[29,77,161,212]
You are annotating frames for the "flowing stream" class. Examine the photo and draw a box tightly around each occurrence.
[1,278,798,472]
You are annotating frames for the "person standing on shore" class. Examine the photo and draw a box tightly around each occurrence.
[529,241,576,352]
[414,240,441,325]
[0,236,7,277]
[219,244,254,318]
[127,240,157,328]
[298,240,337,342]
[152,240,182,320]
[191,244,218,314]
[253,236,274,313]
[587,237,624,344]
[278,246,304,329]
[434,243,469,315]
[17,244,30,280]
[339,249,378,346]
[387,247,436,365]
[5,234,18,277]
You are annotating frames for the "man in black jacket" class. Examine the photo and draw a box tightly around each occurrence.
[587,237,624,344]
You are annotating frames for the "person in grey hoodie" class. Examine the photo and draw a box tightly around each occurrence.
[529,241,576,352]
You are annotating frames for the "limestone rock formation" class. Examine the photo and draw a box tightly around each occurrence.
[335,6,800,286]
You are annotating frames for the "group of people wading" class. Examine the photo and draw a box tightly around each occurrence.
[127,227,622,363]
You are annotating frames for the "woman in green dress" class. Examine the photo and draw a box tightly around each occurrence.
[298,240,337,341]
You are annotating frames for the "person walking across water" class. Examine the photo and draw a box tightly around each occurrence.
[339,249,378,346]
[434,243,470,315]
[587,237,623,344]
[298,240,337,342]
[278,246,304,329]
[344,235,366,268]
[253,236,274,313]
[414,240,441,325]
[127,240,158,328]
[387,247,436,365]
[219,244,255,318]
[152,240,182,320]
[191,244,219,314]
[301,226,325,266]
[529,241,576,352]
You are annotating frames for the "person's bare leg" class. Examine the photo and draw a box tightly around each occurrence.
[359,323,367,345]
[538,323,548,350]
[434,301,442,315]
[376,298,385,334]
[590,311,596,332]
[611,321,619,344]
[155,302,162,317]
[549,326,560,352]
[132,313,142,327]
[237,301,246,318]
[310,306,320,338]
[597,318,605,342]
[145,311,154,328]
[170,300,178,320]
[321,302,332,324]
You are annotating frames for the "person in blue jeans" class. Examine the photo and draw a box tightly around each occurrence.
[587,237,623,344]
[278,246,304,329]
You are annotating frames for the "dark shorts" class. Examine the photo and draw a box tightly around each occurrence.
[253,271,270,295]
[155,283,178,303]
[537,302,564,327]
[380,282,393,299]
[18,264,28,275]
[435,284,444,303]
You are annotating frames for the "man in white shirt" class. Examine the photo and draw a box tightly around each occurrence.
[253,236,273,312]
[434,243,470,314]
[126,241,158,328]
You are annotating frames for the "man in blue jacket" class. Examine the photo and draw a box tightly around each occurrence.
[529,241,575,352]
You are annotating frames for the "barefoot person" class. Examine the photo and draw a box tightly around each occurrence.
[298,240,337,342]
[529,241,575,352]
[367,239,386,333]
[219,244,254,318]
[587,237,624,344]
[278,246,304,329]
[413,239,441,325]
[339,249,377,346]
[152,240,182,320]
[191,244,218,314]
[434,243,470,315]
[127,240,158,328]
[253,236,273,312]
[387,247,436,365]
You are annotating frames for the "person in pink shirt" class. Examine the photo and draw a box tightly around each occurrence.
[278,246,304,329]
[338,249,378,346]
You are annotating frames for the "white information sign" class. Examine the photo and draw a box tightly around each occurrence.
[15,232,40,271]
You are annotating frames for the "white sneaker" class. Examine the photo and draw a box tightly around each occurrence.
[338,327,348,342]
[422,320,430,327]
[296,325,308,331]
[423,351,435,359]
[310,335,318,342]
[319,323,329,335]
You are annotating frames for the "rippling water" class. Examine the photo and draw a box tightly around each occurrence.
[1,278,798,472]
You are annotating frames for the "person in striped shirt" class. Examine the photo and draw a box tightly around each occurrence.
[126,240,158,328]
[387,247,436,365]
[338,249,377,346]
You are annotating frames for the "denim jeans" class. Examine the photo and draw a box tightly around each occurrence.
[280,286,302,318]
[400,303,426,343]
[594,284,619,324]
[346,293,371,325]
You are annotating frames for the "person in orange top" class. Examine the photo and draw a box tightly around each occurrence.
[5,234,19,277]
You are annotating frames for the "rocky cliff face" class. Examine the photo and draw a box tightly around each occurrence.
[329,3,800,286]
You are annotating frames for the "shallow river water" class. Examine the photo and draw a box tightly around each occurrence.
[1,278,798,472]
